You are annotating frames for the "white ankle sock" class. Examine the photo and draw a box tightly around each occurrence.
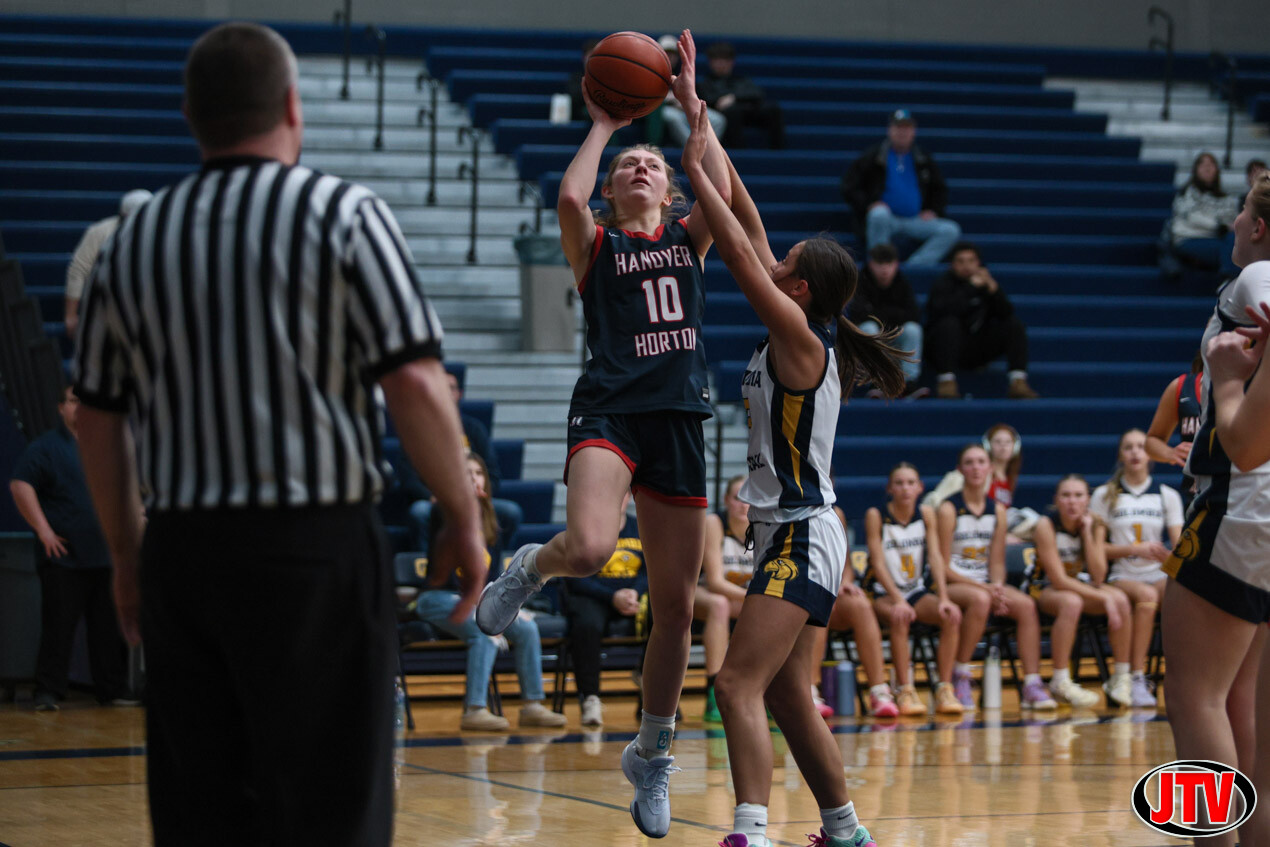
[1115,663,1131,677]
[734,803,768,841]
[1008,370,1027,382]
[1024,673,1042,686]
[820,801,859,838]
[1052,667,1070,686]
[522,547,545,583]
[869,683,891,698]
[955,662,972,675]
[635,711,675,758]
[1132,670,1146,681]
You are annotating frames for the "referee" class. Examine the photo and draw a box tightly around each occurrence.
[73,22,487,847]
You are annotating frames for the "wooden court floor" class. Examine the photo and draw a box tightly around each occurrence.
[0,690,1181,846]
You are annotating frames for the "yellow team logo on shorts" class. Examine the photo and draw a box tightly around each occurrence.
[763,557,799,581]
[1164,509,1207,576]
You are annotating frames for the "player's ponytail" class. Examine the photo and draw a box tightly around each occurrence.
[794,237,908,400]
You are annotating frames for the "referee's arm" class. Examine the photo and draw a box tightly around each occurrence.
[381,360,488,623]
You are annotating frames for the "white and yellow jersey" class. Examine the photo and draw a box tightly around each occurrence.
[739,321,840,523]
[946,493,997,584]
[873,508,928,596]
[1091,477,1182,582]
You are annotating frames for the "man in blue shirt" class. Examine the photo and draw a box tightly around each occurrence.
[841,110,962,267]
[9,385,132,711]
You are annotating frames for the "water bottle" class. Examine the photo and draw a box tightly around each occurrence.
[834,660,856,716]
[820,660,837,709]
[982,646,1002,710]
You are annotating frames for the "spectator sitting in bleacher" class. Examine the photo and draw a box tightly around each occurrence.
[841,109,961,267]
[848,243,927,398]
[561,492,647,728]
[1164,152,1239,281]
[565,39,599,123]
[417,455,566,732]
[696,474,752,723]
[657,34,726,147]
[405,371,522,552]
[695,42,784,150]
[925,242,1039,400]
[64,189,151,338]
[9,383,134,711]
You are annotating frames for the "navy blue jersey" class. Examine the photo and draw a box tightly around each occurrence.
[569,220,711,418]
[1177,373,1202,444]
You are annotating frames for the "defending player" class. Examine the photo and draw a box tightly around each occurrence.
[474,31,730,839]
[681,101,903,847]
[865,463,964,715]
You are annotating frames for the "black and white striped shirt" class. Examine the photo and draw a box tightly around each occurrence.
[74,155,443,511]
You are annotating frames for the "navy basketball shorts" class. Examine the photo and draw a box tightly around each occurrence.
[1164,473,1270,624]
[565,411,707,507]
[747,508,846,627]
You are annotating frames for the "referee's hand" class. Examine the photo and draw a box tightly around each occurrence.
[431,520,489,624]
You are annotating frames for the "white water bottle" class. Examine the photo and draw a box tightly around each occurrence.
[983,646,1002,710]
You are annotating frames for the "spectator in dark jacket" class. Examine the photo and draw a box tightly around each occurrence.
[925,242,1038,400]
[849,243,924,393]
[841,110,961,267]
[562,495,648,727]
[696,42,784,150]
[403,371,522,553]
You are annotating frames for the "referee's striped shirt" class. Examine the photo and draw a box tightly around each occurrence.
[73,154,444,511]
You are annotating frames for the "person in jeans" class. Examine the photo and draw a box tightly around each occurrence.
[848,243,926,397]
[841,109,961,267]
[925,242,1039,400]
[417,456,567,732]
[561,494,647,727]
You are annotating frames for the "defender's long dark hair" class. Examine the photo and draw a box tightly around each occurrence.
[795,237,908,399]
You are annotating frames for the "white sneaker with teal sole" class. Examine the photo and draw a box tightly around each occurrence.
[807,825,878,846]
[621,740,679,838]
[475,543,542,636]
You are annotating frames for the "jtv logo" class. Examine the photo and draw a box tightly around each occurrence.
[1132,760,1257,837]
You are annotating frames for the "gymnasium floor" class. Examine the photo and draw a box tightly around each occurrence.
[0,688,1179,846]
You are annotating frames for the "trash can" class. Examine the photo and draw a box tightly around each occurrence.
[0,532,39,684]
[514,233,577,353]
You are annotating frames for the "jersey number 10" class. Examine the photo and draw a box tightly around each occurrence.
[641,277,685,324]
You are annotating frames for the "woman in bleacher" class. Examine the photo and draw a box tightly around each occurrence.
[1166,152,1240,279]
[474,32,732,839]
[682,98,902,847]
[1162,174,1270,831]
[938,444,1057,710]
[418,456,567,732]
[865,463,965,715]
[1026,475,1130,707]
[696,473,751,723]
[1090,429,1183,709]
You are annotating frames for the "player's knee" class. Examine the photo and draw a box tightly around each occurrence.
[1059,593,1083,620]
[709,594,730,620]
[713,669,751,712]
[969,593,991,617]
[563,536,614,577]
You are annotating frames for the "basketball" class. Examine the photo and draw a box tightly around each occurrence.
[583,31,672,120]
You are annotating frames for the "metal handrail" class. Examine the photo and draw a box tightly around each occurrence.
[1148,6,1175,121]
[457,127,484,264]
[518,182,544,234]
[1211,52,1238,167]
[363,26,387,151]
[416,73,440,205]
[332,0,352,100]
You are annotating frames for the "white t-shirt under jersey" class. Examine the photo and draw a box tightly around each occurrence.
[1090,477,1183,582]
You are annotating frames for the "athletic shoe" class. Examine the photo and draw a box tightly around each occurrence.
[108,696,142,707]
[719,835,770,847]
[519,702,567,728]
[896,684,927,716]
[869,686,899,718]
[1103,673,1133,708]
[1007,377,1040,400]
[1050,677,1100,708]
[580,695,603,727]
[807,825,877,846]
[936,379,961,400]
[951,668,975,709]
[1130,675,1158,708]
[460,707,510,731]
[703,687,722,724]
[621,740,679,838]
[814,694,834,719]
[1021,678,1058,710]
[934,682,964,714]
[475,543,542,635]
[33,691,58,712]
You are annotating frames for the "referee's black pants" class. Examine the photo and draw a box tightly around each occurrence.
[140,504,396,847]
[926,314,1030,376]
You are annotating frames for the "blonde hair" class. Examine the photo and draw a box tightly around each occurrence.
[1103,429,1146,514]
[1249,171,1270,227]
[595,144,689,227]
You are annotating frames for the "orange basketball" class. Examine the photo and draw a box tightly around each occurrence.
[584,31,673,120]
